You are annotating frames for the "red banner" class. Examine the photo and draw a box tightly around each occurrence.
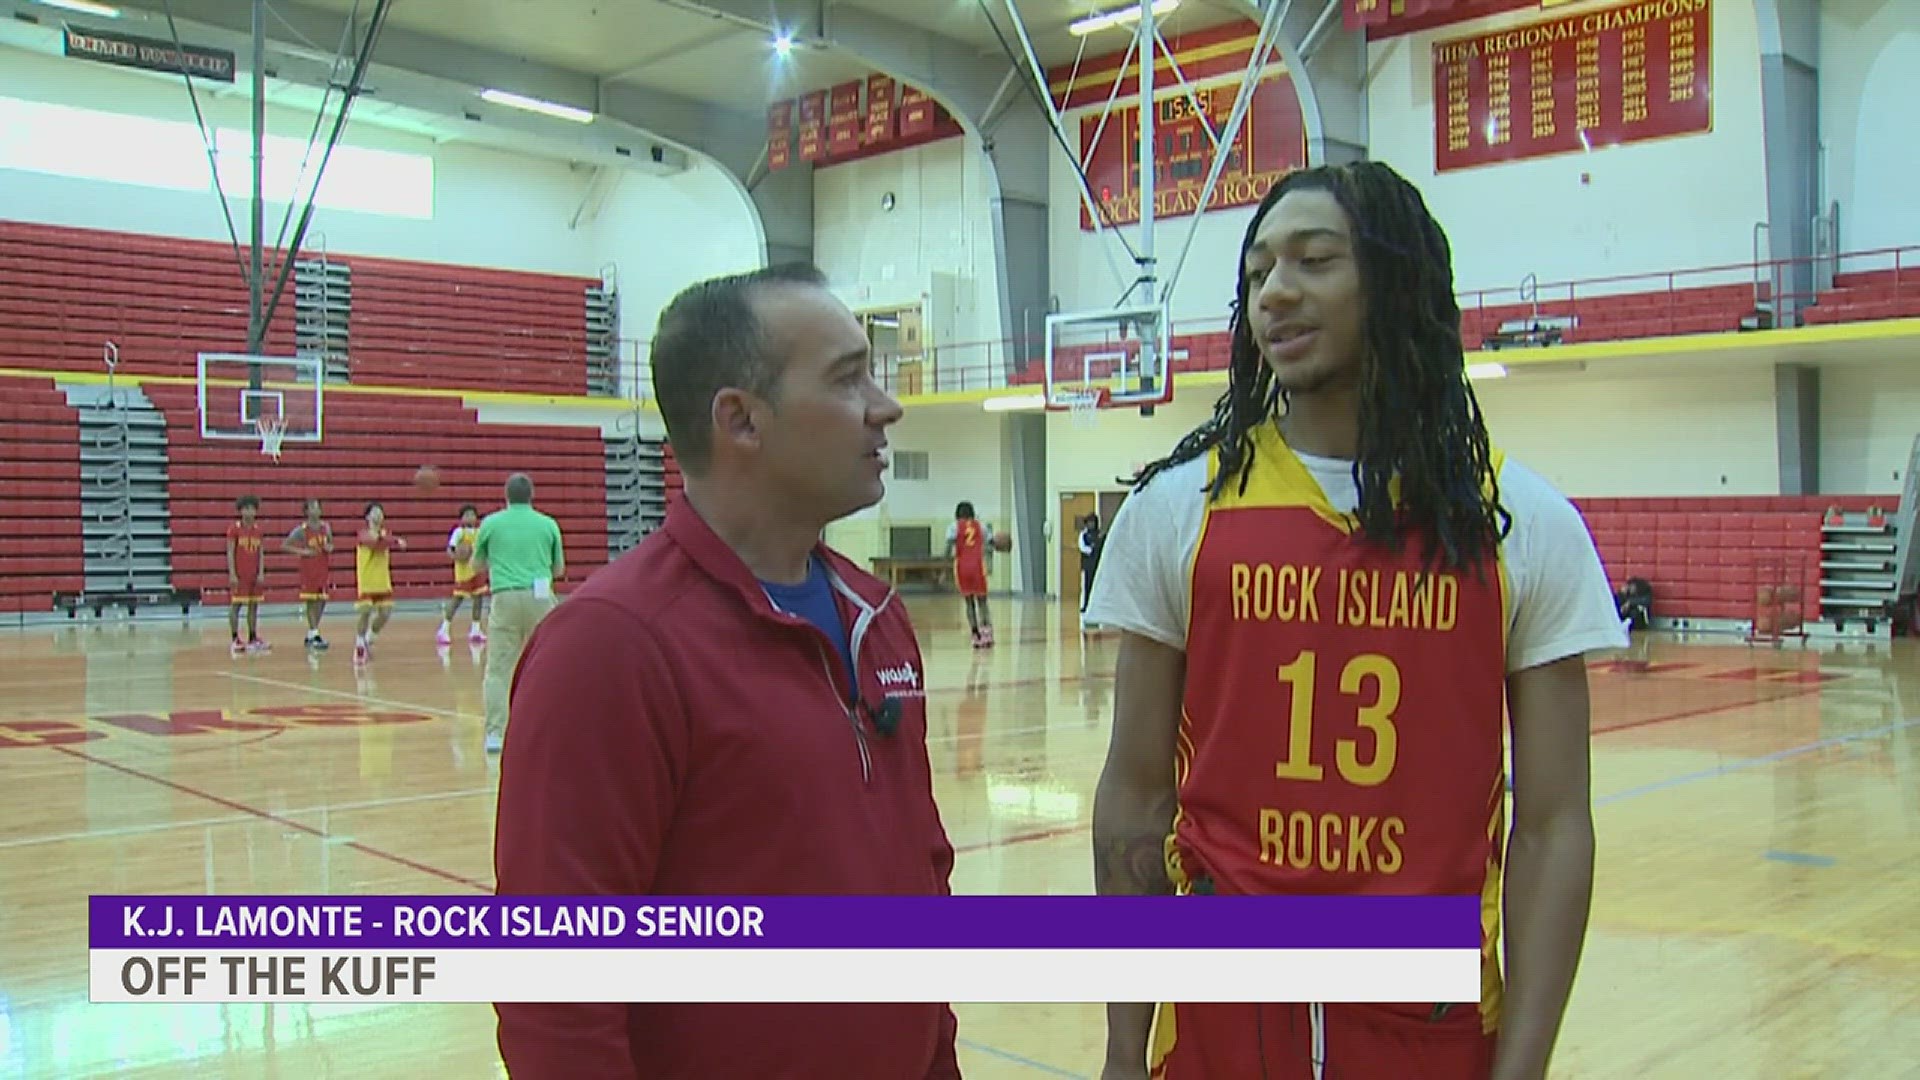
[1433,0,1710,172]
[827,81,863,157]
[1078,73,1307,231]
[865,74,895,146]
[767,100,793,171]
[1367,0,1536,40]
[898,85,935,138]
[796,90,826,162]
[1345,0,1391,30]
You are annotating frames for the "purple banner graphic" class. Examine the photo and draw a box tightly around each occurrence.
[90,895,1481,951]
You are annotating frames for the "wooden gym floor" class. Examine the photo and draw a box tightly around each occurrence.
[0,599,1915,1079]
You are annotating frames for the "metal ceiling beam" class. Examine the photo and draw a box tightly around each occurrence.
[102,0,800,261]
[1220,0,1365,165]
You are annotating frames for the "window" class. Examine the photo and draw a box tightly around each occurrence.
[0,95,433,219]
[893,450,930,481]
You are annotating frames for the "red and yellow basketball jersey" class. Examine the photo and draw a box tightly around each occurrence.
[227,522,263,577]
[953,519,986,573]
[1171,422,1512,1029]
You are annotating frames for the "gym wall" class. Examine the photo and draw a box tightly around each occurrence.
[0,45,763,352]
[813,132,1009,386]
[1366,0,1772,292]
[1820,0,1920,252]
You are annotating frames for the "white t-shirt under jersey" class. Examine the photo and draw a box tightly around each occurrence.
[1083,450,1628,674]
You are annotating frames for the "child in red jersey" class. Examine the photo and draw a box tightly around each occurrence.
[225,495,269,655]
[281,497,333,651]
[946,500,995,647]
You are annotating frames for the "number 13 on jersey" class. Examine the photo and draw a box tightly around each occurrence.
[1274,650,1401,787]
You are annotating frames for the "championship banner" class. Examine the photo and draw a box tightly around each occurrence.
[865,74,896,146]
[63,25,236,83]
[1078,73,1308,231]
[1366,0,1540,41]
[1344,0,1391,31]
[898,85,936,138]
[826,81,864,158]
[767,100,794,171]
[1433,0,1711,172]
[796,90,827,163]
[89,894,1482,1004]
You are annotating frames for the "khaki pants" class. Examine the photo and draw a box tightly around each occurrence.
[484,589,556,741]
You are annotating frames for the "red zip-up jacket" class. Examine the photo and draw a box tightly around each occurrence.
[493,497,961,1079]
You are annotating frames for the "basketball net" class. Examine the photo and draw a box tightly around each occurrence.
[256,417,288,462]
[1056,387,1107,429]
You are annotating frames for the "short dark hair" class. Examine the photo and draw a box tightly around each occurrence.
[458,503,478,517]
[650,263,831,474]
[505,473,534,504]
[955,501,975,519]
[235,495,259,511]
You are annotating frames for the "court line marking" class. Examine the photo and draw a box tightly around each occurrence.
[957,1037,1087,1078]
[225,671,476,719]
[1591,716,1919,806]
[0,784,496,851]
[43,744,490,891]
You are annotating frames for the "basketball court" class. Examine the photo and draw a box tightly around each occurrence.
[2,608,1916,1076]
[2,0,1919,1075]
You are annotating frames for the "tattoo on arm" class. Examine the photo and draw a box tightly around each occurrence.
[1095,833,1173,896]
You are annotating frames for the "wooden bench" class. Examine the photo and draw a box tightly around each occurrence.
[870,556,950,591]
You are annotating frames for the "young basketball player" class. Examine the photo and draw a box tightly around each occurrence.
[439,503,488,646]
[352,501,407,666]
[225,495,269,655]
[282,497,333,650]
[1086,163,1626,1080]
[947,500,994,647]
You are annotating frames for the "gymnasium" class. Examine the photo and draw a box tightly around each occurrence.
[1,0,1915,1075]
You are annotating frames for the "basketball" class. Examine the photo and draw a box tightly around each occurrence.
[991,531,1012,553]
[414,465,441,492]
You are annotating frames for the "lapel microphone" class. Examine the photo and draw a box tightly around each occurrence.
[862,696,902,737]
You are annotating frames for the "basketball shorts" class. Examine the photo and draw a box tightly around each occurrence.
[954,562,988,597]
[1149,1002,1495,1080]
[230,572,264,605]
[298,561,330,601]
[453,573,489,599]
[356,592,394,611]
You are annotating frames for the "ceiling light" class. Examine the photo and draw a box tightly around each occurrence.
[479,89,594,124]
[1466,362,1508,380]
[35,0,121,16]
[1070,0,1180,36]
[772,32,794,56]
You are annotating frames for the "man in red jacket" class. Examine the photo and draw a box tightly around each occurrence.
[493,263,961,1078]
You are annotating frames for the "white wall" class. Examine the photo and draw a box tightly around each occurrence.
[1820,0,1920,254]
[1475,362,1780,495]
[1818,355,1919,495]
[0,44,762,382]
[1366,0,1771,296]
[823,404,1021,590]
[812,135,1008,389]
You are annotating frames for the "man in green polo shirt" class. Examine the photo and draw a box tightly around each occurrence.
[472,472,565,753]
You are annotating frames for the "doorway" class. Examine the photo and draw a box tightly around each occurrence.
[1059,488,1128,612]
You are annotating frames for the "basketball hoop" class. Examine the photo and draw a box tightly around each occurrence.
[256,418,288,462]
[1053,386,1109,428]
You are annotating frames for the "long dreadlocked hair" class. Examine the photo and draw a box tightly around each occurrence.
[1128,161,1511,572]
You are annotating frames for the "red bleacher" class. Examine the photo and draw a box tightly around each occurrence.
[0,378,83,612]
[1802,268,1920,325]
[141,385,609,605]
[0,220,296,378]
[0,219,596,396]
[1576,494,1896,623]
[341,255,593,396]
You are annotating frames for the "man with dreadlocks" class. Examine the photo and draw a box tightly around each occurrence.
[1087,162,1625,1080]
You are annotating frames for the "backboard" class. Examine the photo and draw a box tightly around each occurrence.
[197,353,324,447]
[1043,304,1176,417]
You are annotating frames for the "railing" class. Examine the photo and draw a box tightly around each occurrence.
[14,245,1920,407]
